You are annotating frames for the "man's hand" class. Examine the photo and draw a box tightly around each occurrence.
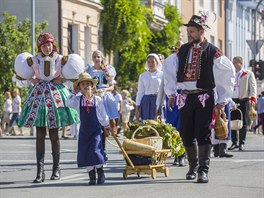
[31,78,40,85]
[214,103,225,116]
[167,97,175,112]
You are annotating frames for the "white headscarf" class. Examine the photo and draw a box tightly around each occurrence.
[145,53,163,71]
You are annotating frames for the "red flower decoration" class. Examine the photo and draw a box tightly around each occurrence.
[241,71,247,78]
[47,104,51,108]
[37,90,42,95]
[56,99,61,104]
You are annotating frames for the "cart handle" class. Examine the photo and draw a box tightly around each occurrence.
[131,125,160,139]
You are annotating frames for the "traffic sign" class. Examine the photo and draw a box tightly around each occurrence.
[246,40,264,55]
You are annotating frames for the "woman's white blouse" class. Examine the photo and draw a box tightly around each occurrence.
[3,99,12,113]
[66,95,109,127]
[163,53,235,104]
[136,70,163,106]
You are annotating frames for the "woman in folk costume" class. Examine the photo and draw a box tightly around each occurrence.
[164,12,235,183]
[135,53,163,122]
[66,72,110,185]
[14,33,82,183]
[86,50,119,151]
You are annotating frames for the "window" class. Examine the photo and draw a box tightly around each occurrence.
[199,0,203,7]
[85,27,91,65]
[210,0,214,11]
[67,24,78,54]
[218,0,222,17]
[218,39,223,51]
[210,35,215,45]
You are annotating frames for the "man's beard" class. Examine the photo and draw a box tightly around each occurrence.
[192,38,202,44]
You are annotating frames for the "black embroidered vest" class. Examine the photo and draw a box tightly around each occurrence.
[177,42,219,90]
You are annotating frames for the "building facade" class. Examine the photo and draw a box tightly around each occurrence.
[0,0,103,65]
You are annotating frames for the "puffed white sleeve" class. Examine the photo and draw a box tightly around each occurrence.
[65,94,80,115]
[213,56,235,104]
[163,54,178,97]
[105,65,117,85]
[136,73,145,106]
[95,96,110,127]
[156,77,165,111]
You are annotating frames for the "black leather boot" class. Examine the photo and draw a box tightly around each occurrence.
[33,153,45,183]
[178,153,187,167]
[185,145,198,180]
[97,167,105,184]
[88,168,96,185]
[197,145,211,183]
[219,143,233,158]
[50,153,60,180]
[213,144,219,157]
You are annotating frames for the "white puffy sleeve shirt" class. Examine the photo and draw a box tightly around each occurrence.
[136,70,163,106]
[66,94,109,127]
[163,53,235,104]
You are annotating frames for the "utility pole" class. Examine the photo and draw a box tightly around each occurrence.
[30,0,35,136]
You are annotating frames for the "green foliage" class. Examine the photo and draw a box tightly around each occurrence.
[100,1,183,86]
[149,4,183,57]
[123,121,185,157]
[100,0,153,85]
[0,12,47,112]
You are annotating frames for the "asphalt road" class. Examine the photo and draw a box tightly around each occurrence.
[0,132,263,198]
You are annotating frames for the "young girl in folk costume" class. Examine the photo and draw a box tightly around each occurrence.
[135,53,163,122]
[121,89,135,131]
[14,33,80,183]
[66,72,110,185]
[86,50,119,149]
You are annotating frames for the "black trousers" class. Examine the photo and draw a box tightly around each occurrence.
[231,98,249,145]
[180,91,214,147]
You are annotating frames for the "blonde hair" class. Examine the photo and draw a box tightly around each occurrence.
[5,91,12,99]
[13,88,19,95]
[121,89,130,97]
[92,50,105,69]
[233,56,243,64]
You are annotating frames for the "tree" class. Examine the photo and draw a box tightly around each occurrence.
[100,0,152,85]
[149,4,183,57]
[100,1,183,88]
[0,12,47,111]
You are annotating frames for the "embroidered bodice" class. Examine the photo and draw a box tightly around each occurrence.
[32,52,62,82]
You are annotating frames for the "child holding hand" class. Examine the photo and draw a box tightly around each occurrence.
[66,72,110,185]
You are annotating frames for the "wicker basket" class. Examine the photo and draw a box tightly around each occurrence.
[131,126,163,150]
[214,112,228,140]
[231,109,243,130]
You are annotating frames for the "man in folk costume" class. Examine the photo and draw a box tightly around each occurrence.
[228,56,257,151]
[163,13,235,183]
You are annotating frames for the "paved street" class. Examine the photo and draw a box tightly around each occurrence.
[0,129,263,198]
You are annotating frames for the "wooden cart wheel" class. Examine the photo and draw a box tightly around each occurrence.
[164,167,169,177]
[123,170,128,180]
[151,169,157,179]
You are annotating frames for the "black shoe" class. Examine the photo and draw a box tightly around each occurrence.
[97,167,105,184]
[219,153,233,158]
[197,171,209,183]
[178,156,186,167]
[228,143,239,150]
[239,144,245,151]
[186,171,197,180]
[88,169,96,185]
[172,157,179,166]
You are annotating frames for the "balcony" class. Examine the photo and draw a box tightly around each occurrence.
[141,0,168,31]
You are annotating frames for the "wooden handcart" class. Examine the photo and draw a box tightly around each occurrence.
[111,126,171,179]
